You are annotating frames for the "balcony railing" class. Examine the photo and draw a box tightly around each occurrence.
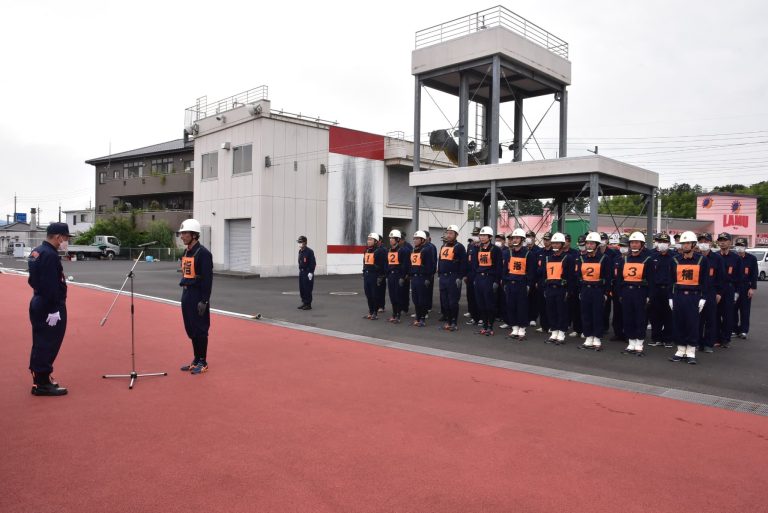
[415,6,568,59]
[185,86,269,126]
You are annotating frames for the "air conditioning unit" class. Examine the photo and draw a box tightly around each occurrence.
[221,142,231,150]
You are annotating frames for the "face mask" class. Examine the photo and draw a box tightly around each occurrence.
[697,243,710,252]
[735,246,746,254]
[620,247,629,255]
[495,241,503,248]
[298,244,303,249]
[525,237,533,246]
[600,241,607,247]
[60,240,69,252]
[472,236,479,243]
[578,245,585,251]
[657,243,669,252]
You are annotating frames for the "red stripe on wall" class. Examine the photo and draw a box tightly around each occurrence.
[327,245,367,254]
[329,126,385,160]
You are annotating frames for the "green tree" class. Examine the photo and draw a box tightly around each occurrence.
[74,216,174,248]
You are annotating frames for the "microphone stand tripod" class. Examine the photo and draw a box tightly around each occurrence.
[100,248,167,389]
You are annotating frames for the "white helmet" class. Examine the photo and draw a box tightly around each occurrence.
[367,232,380,242]
[551,232,566,243]
[179,219,201,233]
[413,230,427,240]
[629,231,646,243]
[510,228,526,238]
[585,232,602,243]
[446,224,459,234]
[679,231,697,243]
[479,226,494,236]
[389,229,402,239]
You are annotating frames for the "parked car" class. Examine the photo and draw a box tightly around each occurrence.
[746,248,768,281]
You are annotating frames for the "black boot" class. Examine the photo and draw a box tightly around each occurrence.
[31,372,67,396]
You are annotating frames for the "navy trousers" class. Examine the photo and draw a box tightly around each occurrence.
[674,290,701,347]
[649,286,674,343]
[620,286,648,340]
[580,286,605,338]
[29,299,67,374]
[299,270,313,306]
[474,274,497,327]
[544,286,568,332]
[504,280,529,327]
[363,272,379,315]
[439,274,462,323]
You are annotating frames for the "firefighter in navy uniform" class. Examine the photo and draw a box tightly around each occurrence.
[543,232,575,345]
[609,235,629,342]
[525,230,541,328]
[669,231,710,364]
[648,234,675,348]
[716,232,742,348]
[423,231,438,317]
[297,235,316,310]
[616,231,654,355]
[465,228,481,326]
[438,224,467,331]
[472,226,503,336]
[27,222,72,396]
[386,230,411,323]
[502,228,535,340]
[362,233,387,320]
[576,232,612,351]
[564,234,582,338]
[696,233,724,353]
[409,231,436,327]
[534,232,553,334]
[178,219,214,375]
[734,237,757,339]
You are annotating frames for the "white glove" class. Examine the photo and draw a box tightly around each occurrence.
[308,273,313,281]
[734,292,739,301]
[698,299,706,313]
[668,299,674,311]
[46,311,61,327]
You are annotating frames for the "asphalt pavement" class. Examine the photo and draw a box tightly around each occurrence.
[2,256,766,404]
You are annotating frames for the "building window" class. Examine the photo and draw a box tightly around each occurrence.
[99,171,106,184]
[113,169,121,180]
[72,215,77,226]
[151,157,174,174]
[80,214,87,222]
[184,160,194,173]
[123,161,144,178]
[233,144,253,175]
[98,205,106,213]
[202,152,218,179]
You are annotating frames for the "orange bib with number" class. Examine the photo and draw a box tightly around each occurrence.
[547,261,563,280]
[364,252,374,265]
[181,256,196,279]
[623,263,645,282]
[440,246,455,261]
[411,252,422,266]
[507,256,527,275]
[676,264,701,286]
[388,251,399,265]
[478,251,492,267]
[581,262,601,282]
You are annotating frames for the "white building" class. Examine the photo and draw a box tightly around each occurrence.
[62,208,95,235]
[189,91,467,277]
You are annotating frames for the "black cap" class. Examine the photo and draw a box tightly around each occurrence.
[735,237,748,247]
[619,235,629,246]
[495,234,504,240]
[542,232,552,240]
[717,232,731,241]
[600,232,608,240]
[526,230,536,237]
[657,233,671,243]
[47,222,71,237]
[577,235,586,244]
[471,227,480,236]
[565,233,572,242]
[698,232,712,242]
[297,235,307,243]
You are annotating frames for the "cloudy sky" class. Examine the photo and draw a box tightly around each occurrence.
[1,0,766,223]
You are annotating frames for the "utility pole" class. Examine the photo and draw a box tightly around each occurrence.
[58,204,61,222]
[13,193,17,221]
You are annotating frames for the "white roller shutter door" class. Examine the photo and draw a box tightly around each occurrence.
[227,219,251,272]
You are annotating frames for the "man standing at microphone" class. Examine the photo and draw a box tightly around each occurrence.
[178,219,213,374]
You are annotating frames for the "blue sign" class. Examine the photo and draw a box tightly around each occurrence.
[14,213,27,223]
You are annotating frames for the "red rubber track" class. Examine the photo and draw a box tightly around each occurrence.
[1,273,766,513]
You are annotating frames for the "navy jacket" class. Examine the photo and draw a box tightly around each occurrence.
[472,243,503,281]
[437,242,467,276]
[702,251,725,296]
[576,252,612,295]
[28,241,67,312]
[409,244,436,276]
[298,247,316,273]
[739,252,758,290]
[179,242,213,302]
[651,250,676,287]
[503,246,536,285]
[363,246,388,276]
[671,252,710,297]
[387,245,412,276]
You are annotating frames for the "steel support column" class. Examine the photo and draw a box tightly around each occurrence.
[458,72,469,168]
[489,55,501,164]
[589,173,599,231]
[513,97,523,162]
[646,189,655,237]
[490,181,498,232]
[556,198,565,233]
[558,88,568,158]
[411,77,421,236]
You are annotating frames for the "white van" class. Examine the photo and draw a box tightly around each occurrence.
[746,248,768,281]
